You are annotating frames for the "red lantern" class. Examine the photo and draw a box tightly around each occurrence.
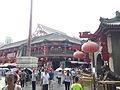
[81,41,99,53]
[73,50,84,59]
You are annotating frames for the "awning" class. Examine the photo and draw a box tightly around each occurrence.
[69,61,88,64]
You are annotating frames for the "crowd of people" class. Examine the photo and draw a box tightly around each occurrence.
[56,68,83,90]
[1,67,83,90]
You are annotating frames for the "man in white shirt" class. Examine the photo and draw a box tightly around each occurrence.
[41,69,50,90]
[32,69,37,90]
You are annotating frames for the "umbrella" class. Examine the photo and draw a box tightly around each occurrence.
[55,68,62,71]
[0,68,5,72]
[11,68,18,72]
[64,68,71,71]
[22,68,32,74]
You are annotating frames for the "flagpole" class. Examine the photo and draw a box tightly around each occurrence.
[26,0,33,56]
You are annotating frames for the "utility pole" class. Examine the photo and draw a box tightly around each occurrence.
[17,0,38,69]
[26,0,33,56]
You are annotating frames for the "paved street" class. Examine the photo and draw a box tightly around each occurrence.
[0,76,64,90]
[21,79,64,90]
[0,76,5,90]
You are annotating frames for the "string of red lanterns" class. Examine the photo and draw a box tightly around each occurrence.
[81,40,99,90]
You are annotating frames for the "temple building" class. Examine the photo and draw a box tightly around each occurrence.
[80,11,120,76]
[95,11,120,75]
[0,24,82,69]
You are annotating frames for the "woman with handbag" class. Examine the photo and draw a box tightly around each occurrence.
[63,70,72,90]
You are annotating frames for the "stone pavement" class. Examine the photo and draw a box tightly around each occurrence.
[22,82,42,90]
[0,76,65,90]
[0,76,5,90]
[0,75,94,90]
[22,79,64,90]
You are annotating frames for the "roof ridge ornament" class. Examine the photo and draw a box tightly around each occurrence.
[99,17,109,23]
[32,24,48,37]
[116,11,120,18]
[99,11,120,23]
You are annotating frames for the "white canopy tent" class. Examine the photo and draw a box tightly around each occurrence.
[0,63,16,68]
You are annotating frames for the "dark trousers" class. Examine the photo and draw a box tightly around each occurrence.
[107,84,116,90]
[21,80,25,87]
[43,84,48,90]
[72,76,75,83]
[65,81,70,90]
[58,77,61,84]
[32,81,36,90]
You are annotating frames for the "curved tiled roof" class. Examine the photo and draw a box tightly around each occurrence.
[0,33,81,50]
[0,40,27,50]
[95,11,120,35]
[99,11,120,25]
[32,33,81,44]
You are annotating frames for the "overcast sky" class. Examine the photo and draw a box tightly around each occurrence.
[0,0,120,43]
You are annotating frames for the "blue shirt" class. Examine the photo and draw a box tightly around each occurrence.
[32,73,36,81]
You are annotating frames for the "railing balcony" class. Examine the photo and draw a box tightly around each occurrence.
[31,50,74,57]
